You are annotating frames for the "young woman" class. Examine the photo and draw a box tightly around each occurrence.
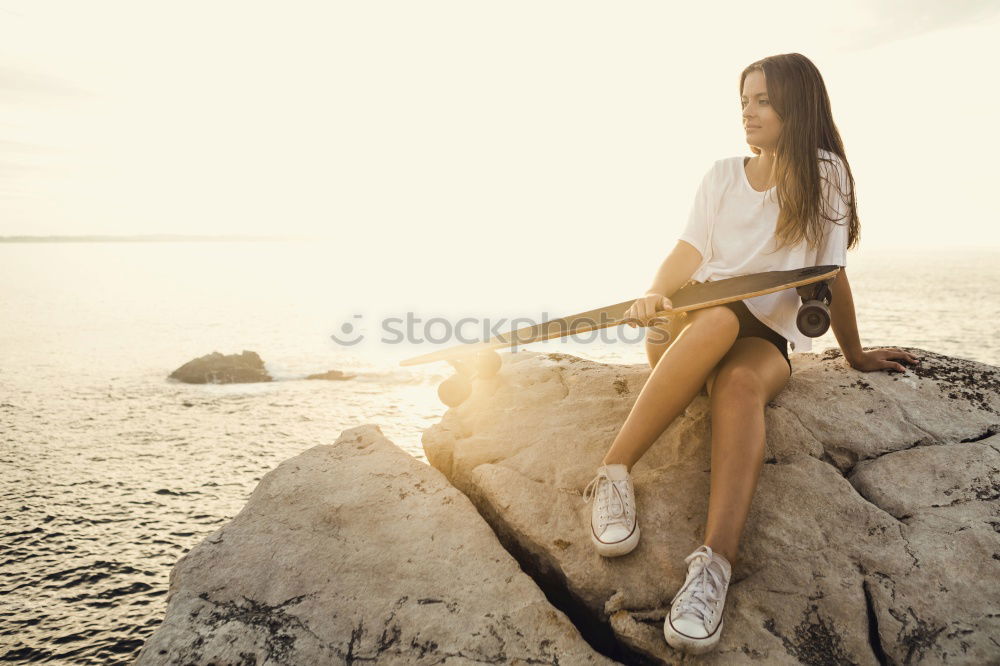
[580,53,920,655]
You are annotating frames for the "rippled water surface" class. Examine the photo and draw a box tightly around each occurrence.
[1,242,997,663]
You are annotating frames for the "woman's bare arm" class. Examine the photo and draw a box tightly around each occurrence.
[828,267,864,365]
[828,267,921,373]
[646,240,703,299]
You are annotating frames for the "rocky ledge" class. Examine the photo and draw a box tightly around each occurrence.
[140,346,1000,664]
[421,347,1000,664]
[135,423,614,665]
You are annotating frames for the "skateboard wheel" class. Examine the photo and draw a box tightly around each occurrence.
[797,300,831,337]
[438,374,473,407]
[475,349,503,378]
[449,357,476,378]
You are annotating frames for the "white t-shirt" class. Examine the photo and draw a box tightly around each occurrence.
[676,149,850,354]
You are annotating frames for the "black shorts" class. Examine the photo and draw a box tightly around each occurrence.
[722,299,791,373]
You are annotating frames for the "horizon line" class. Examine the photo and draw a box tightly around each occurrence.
[0,234,998,251]
[0,234,328,243]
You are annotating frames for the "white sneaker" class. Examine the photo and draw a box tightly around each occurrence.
[582,463,639,557]
[663,544,733,654]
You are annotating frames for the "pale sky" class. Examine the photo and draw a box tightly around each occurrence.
[2,2,999,273]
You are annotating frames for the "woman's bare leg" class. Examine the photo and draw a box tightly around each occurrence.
[601,306,740,470]
[702,337,791,567]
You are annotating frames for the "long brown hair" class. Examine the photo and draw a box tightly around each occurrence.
[741,53,860,253]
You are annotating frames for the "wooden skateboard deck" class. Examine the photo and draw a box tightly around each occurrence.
[400,265,840,367]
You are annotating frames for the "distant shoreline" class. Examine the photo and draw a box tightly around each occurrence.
[0,235,318,243]
[1,235,996,250]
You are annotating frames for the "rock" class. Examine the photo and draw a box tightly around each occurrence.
[135,424,616,665]
[422,347,1000,664]
[168,350,272,384]
[305,369,356,381]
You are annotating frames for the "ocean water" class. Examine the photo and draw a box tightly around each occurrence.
[1,241,997,663]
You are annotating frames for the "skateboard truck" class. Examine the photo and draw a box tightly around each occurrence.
[795,280,833,337]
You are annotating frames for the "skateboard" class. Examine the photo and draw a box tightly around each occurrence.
[401,264,840,406]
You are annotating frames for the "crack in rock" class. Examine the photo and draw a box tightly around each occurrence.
[862,579,890,666]
[791,350,998,478]
[893,524,919,575]
[960,424,1000,443]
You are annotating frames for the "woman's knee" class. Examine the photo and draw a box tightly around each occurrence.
[712,365,767,404]
[687,305,740,342]
[688,305,740,336]
[644,306,738,369]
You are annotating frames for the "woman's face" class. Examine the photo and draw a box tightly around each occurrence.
[741,70,781,151]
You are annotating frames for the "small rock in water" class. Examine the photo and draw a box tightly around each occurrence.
[169,350,272,384]
[305,369,356,381]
